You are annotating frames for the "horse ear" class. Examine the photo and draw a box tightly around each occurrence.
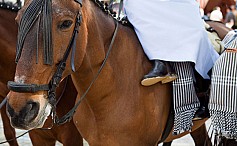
[74,0,82,6]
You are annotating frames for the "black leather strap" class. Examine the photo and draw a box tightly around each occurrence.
[8,81,49,93]
[0,97,7,109]
[56,20,120,125]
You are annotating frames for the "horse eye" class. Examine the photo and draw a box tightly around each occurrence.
[58,20,73,30]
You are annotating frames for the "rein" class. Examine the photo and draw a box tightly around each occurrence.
[0,97,7,109]
[56,21,119,125]
[56,0,122,124]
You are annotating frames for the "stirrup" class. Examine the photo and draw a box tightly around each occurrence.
[193,106,210,121]
[161,73,178,84]
[141,76,167,86]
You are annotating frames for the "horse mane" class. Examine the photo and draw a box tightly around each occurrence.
[90,0,132,27]
[0,1,21,11]
[91,0,117,18]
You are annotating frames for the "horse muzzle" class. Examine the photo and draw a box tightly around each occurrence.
[7,101,40,129]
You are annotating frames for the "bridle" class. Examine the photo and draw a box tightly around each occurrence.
[7,0,120,125]
[8,0,83,124]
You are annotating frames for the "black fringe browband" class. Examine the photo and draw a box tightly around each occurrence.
[16,0,53,65]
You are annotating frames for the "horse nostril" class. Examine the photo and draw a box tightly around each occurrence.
[21,101,39,122]
[24,102,33,113]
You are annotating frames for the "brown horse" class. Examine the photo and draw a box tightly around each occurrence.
[0,2,211,146]
[6,0,214,145]
[0,2,83,146]
[205,0,235,17]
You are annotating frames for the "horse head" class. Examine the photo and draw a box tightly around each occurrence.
[6,0,87,130]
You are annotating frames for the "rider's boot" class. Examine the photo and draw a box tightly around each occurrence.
[193,95,210,121]
[141,60,177,86]
[162,61,178,84]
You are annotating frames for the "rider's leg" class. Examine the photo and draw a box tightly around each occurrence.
[171,62,208,134]
[172,62,200,134]
[193,95,210,121]
[141,60,177,86]
[172,62,208,122]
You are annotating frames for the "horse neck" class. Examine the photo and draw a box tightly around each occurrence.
[73,2,148,105]
[0,8,17,53]
[0,8,17,83]
[0,8,17,38]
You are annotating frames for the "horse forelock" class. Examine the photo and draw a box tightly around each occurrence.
[16,0,53,65]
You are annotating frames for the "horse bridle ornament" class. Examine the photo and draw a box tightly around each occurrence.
[8,0,83,125]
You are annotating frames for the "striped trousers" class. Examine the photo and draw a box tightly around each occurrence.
[171,62,200,135]
[209,51,237,139]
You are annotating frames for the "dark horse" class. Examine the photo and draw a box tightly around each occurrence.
[0,3,20,145]
[6,0,222,145]
[0,2,83,146]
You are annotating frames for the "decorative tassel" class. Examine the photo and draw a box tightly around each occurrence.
[16,0,53,65]
[16,0,44,63]
[43,0,53,65]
